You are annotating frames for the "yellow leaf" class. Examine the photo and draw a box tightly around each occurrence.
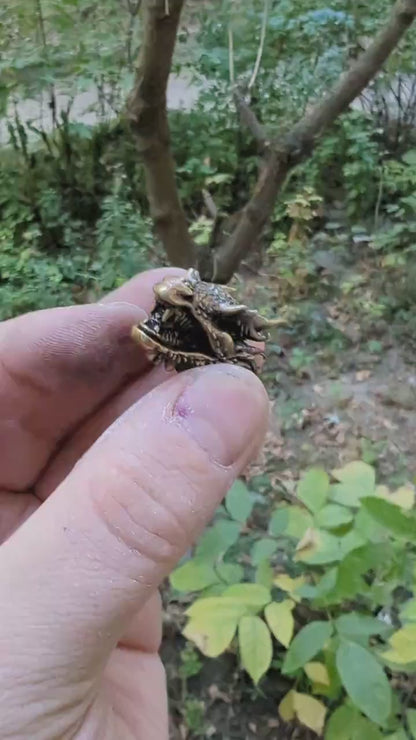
[304,661,330,686]
[274,573,307,602]
[295,527,320,559]
[383,625,416,664]
[239,615,273,685]
[265,600,295,648]
[391,485,415,510]
[375,485,390,498]
[185,596,247,620]
[376,484,415,510]
[183,613,238,658]
[278,690,296,721]
[293,692,327,734]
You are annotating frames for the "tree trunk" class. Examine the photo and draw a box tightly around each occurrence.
[127,0,196,268]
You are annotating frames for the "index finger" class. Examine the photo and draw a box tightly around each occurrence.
[0,267,184,491]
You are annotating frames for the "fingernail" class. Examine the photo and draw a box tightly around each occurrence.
[98,301,148,322]
[173,365,268,466]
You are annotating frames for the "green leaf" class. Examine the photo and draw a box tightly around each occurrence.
[330,461,375,506]
[407,708,416,739]
[269,507,290,535]
[295,529,341,564]
[316,504,353,529]
[325,705,357,740]
[265,600,295,647]
[335,613,392,642]
[340,529,366,555]
[402,149,416,166]
[195,520,241,561]
[255,559,274,588]
[328,544,386,602]
[215,562,244,585]
[401,598,416,623]
[355,507,386,543]
[324,705,382,740]
[297,568,338,601]
[282,621,333,674]
[170,560,218,592]
[225,480,254,524]
[251,538,278,565]
[238,616,273,685]
[295,528,365,566]
[362,497,416,542]
[297,468,329,513]
[384,731,408,740]
[352,718,383,740]
[270,505,313,539]
[222,583,271,612]
[332,461,376,491]
[336,641,392,724]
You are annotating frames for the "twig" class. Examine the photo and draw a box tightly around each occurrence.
[228,27,235,85]
[34,0,57,129]
[248,0,270,90]
[124,0,142,70]
[374,165,384,229]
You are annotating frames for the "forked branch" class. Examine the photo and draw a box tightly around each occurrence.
[209,0,416,282]
[128,0,416,282]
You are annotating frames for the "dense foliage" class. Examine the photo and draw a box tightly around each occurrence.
[171,463,416,737]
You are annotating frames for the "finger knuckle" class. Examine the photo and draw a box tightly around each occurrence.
[90,449,197,569]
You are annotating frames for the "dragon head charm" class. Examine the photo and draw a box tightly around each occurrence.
[131,268,283,374]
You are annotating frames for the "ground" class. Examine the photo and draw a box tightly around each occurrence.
[161,254,416,739]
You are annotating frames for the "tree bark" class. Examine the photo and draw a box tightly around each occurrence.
[127,0,196,268]
[209,0,416,283]
[233,91,268,150]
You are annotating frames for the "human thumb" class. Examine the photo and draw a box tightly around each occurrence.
[0,364,268,677]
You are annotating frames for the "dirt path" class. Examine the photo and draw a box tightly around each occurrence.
[0,71,203,145]
[262,347,416,483]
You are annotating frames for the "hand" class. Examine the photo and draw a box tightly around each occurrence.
[0,268,268,739]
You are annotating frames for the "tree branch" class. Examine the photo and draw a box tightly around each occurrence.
[209,0,416,283]
[127,0,196,268]
[233,90,268,148]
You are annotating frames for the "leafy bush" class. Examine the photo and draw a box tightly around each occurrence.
[94,176,153,292]
[0,155,153,319]
[170,462,416,738]
[372,150,416,254]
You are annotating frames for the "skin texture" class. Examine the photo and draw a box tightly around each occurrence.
[0,268,269,740]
